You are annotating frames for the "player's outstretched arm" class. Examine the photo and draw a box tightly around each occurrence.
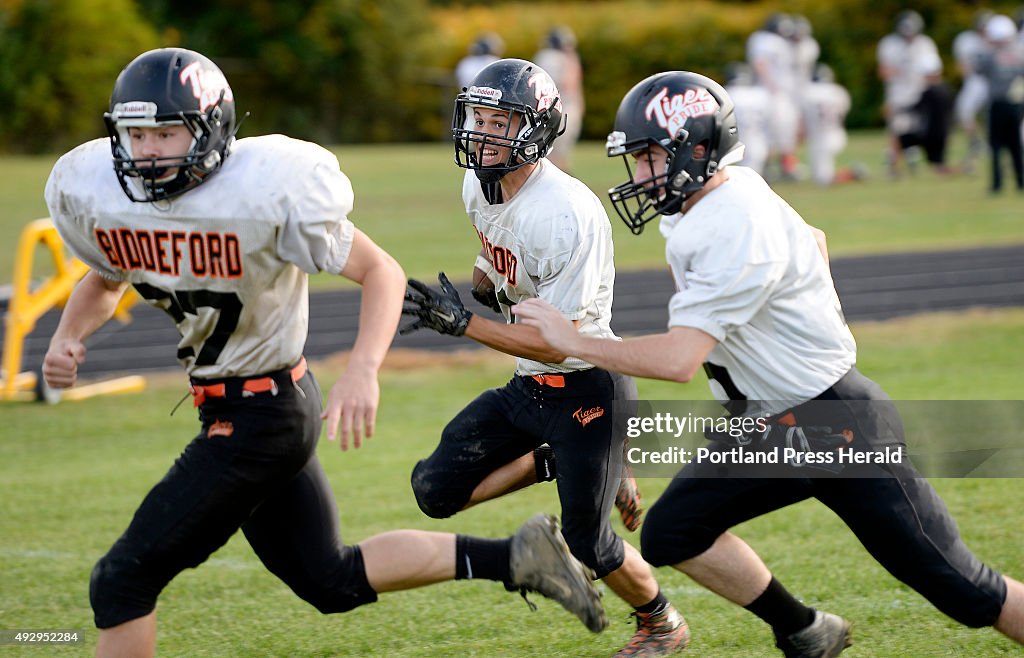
[464,312,578,363]
[515,297,717,383]
[43,271,129,389]
[323,228,405,451]
[402,273,578,363]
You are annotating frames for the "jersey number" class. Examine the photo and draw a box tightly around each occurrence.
[134,283,243,366]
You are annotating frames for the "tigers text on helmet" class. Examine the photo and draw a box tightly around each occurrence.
[452,58,564,184]
[105,48,237,203]
[606,71,742,234]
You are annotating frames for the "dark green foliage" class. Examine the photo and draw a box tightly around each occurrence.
[131,0,433,143]
[3,0,1024,152]
[0,0,160,152]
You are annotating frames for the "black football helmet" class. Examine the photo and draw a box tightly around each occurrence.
[452,58,564,183]
[104,48,237,203]
[606,71,742,234]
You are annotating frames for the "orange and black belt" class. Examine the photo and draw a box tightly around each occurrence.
[189,357,308,407]
[530,374,566,388]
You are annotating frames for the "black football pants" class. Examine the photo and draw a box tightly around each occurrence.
[411,368,632,578]
[640,367,1007,628]
[89,368,377,628]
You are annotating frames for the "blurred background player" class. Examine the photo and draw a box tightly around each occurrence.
[877,10,940,177]
[975,14,1024,193]
[898,51,955,175]
[455,32,505,91]
[747,13,802,181]
[953,10,995,174]
[790,14,821,119]
[534,26,585,172]
[802,63,862,186]
[724,62,771,176]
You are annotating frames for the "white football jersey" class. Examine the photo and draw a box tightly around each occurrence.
[877,33,940,108]
[953,29,989,73]
[746,30,797,94]
[661,166,856,413]
[803,81,851,151]
[45,135,356,379]
[792,36,821,89]
[462,160,617,375]
[726,83,773,174]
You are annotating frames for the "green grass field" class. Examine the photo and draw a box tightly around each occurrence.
[4,131,1024,289]
[2,308,1023,657]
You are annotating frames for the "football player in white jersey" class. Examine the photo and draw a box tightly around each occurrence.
[516,71,1024,657]
[953,10,995,173]
[401,58,689,657]
[802,64,853,186]
[42,48,605,657]
[725,62,772,176]
[746,13,801,180]
[877,11,941,177]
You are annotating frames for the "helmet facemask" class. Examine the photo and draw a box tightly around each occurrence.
[451,58,564,199]
[106,94,231,203]
[607,137,677,235]
[453,93,558,183]
[104,49,238,204]
[607,124,716,235]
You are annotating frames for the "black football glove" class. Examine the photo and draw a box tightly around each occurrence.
[401,272,473,336]
[471,284,502,314]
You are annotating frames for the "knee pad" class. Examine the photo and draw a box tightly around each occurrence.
[410,460,461,519]
[639,498,717,568]
[292,545,379,614]
[560,521,623,578]
[911,563,1006,628]
[943,596,1004,628]
[90,553,161,629]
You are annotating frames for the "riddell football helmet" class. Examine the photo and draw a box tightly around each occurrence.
[105,48,237,203]
[606,71,742,234]
[452,58,564,183]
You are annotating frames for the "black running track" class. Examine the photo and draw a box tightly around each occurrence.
[5,245,1023,379]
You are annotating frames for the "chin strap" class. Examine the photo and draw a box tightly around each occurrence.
[480,180,503,204]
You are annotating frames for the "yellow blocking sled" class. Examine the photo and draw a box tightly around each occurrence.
[1,218,144,402]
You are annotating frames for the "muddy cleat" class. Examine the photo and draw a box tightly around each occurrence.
[614,604,689,657]
[775,610,852,658]
[508,513,608,633]
[615,465,644,532]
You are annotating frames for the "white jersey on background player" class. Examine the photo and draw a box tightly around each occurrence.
[746,18,800,161]
[953,20,993,129]
[725,77,772,175]
[802,73,853,186]
[791,15,820,95]
[533,27,585,172]
[877,17,940,130]
[462,158,616,375]
[46,135,355,380]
